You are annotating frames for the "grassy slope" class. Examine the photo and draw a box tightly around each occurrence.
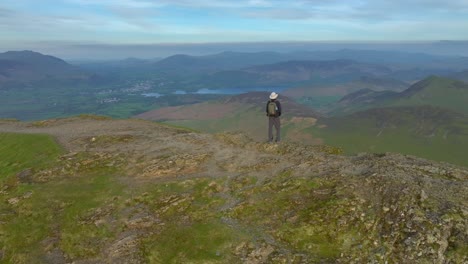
[312,106,468,167]
[0,133,123,262]
[387,77,468,115]
[328,76,468,116]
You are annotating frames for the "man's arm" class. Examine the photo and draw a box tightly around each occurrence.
[276,101,282,116]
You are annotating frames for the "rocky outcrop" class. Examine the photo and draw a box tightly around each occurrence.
[0,118,466,263]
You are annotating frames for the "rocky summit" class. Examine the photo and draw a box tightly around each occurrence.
[0,116,467,263]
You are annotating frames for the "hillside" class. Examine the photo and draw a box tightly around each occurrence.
[0,51,90,85]
[449,70,468,82]
[391,76,468,114]
[136,92,321,144]
[328,76,468,115]
[327,89,399,114]
[314,105,468,167]
[283,76,407,99]
[0,116,466,263]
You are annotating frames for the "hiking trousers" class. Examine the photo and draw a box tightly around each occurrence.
[268,116,281,142]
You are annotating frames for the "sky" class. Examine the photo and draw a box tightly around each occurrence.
[1,0,468,59]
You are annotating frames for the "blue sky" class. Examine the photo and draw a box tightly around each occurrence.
[1,0,468,58]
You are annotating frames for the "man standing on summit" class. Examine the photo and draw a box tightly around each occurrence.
[266,92,282,143]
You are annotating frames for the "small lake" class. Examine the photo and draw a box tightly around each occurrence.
[142,93,163,98]
[142,87,287,97]
[194,87,287,95]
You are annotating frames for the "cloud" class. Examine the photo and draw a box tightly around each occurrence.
[244,9,314,20]
[0,7,13,17]
[67,0,160,8]
[107,6,160,30]
[1,0,467,47]
[241,0,468,21]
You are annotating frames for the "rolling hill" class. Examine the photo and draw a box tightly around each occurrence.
[0,50,90,85]
[393,76,468,113]
[283,76,407,98]
[151,51,292,74]
[449,70,468,82]
[328,76,468,115]
[0,51,107,121]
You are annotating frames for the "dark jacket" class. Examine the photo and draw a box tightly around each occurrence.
[266,99,282,117]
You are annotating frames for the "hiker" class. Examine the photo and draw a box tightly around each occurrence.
[266,92,282,142]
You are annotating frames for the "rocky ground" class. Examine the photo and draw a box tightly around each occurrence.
[0,116,467,263]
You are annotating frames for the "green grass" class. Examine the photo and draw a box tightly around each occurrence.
[1,174,124,262]
[0,133,129,262]
[144,221,237,264]
[134,178,245,263]
[0,133,63,181]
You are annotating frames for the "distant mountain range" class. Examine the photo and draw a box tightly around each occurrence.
[3,49,467,93]
[151,51,292,74]
[74,49,468,88]
[152,49,468,72]
[194,59,397,89]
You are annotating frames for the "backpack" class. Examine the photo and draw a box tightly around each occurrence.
[267,101,278,116]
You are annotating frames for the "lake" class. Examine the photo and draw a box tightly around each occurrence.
[195,87,286,95]
[142,87,287,97]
